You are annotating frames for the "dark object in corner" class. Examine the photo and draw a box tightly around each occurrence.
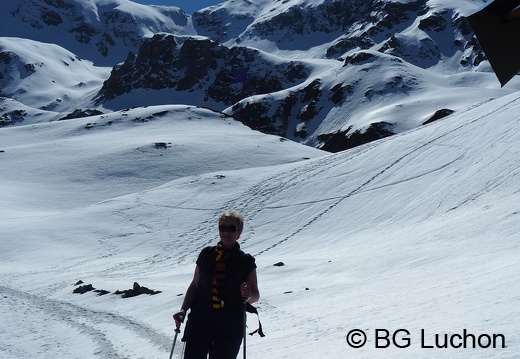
[467,0,520,86]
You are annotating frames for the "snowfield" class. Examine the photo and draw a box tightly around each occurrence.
[1,92,519,358]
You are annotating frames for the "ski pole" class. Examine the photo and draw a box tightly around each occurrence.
[170,311,185,359]
[241,283,249,359]
[243,299,247,359]
[169,327,181,359]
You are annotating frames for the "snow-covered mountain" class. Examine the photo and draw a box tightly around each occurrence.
[1,0,194,66]
[2,0,519,151]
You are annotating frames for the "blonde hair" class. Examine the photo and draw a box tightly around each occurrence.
[218,210,244,234]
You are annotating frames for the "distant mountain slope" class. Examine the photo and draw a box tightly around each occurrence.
[1,0,195,66]
[193,0,481,66]
[0,37,110,116]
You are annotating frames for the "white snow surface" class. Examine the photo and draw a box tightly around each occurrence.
[1,91,520,359]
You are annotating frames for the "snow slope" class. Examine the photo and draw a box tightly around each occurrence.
[1,90,519,359]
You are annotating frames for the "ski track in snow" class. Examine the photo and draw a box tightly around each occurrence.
[243,136,462,255]
[0,285,172,359]
[234,95,520,256]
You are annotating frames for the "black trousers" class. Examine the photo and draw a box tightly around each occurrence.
[183,305,244,359]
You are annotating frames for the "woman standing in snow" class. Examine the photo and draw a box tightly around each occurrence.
[173,210,260,359]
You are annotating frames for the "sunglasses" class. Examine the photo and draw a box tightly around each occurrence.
[219,225,238,233]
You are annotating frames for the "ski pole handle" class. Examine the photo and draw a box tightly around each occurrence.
[173,310,185,329]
